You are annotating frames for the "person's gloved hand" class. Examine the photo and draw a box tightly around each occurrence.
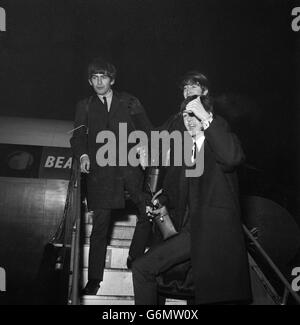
[136,192,152,216]
[152,192,168,207]
[185,96,211,121]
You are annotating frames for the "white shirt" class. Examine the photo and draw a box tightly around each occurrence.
[194,133,205,151]
[80,90,113,161]
[191,133,205,163]
[164,133,205,166]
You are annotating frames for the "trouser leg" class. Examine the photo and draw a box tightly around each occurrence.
[88,208,111,282]
[128,201,152,259]
[132,231,191,305]
[123,170,152,259]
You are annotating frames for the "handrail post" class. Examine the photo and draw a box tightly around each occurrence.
[66,158,82,305]
[68,222,77,305]
[70,172,81,305]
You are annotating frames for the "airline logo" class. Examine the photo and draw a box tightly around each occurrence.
[39,147,72,179]
[0,144,72,180]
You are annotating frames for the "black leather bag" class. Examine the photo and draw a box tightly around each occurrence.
[151,205,178,240]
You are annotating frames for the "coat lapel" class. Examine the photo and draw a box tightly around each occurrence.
[108,92,122,120]
[88,95,109,130]
[195,140,215,202]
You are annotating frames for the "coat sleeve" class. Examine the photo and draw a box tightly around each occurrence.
[204,115,245,169]
[126,95,153,134]
[69,100,89,160]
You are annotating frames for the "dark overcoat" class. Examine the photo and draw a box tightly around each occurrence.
[70,91,152,210]
[160,114,252,304]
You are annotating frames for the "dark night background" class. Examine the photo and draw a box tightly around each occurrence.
[0,0,299,218]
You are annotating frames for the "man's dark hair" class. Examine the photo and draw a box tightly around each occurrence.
[179,71,213,113]
[87,57,117,80]
[179,71,210,91]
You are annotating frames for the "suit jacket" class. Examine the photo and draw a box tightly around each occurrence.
[70,91,152,210]
[158,114,252,304]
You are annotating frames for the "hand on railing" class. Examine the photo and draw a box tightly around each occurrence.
[80,155,90,174]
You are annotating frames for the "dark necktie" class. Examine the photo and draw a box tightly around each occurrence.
[191,140,197,163]
[103,96,108,112]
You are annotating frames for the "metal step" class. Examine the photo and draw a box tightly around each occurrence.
[85,224,135,240]
[84,237,132,247]
[82,268,133,296]
[84,212,137,227]
[83,245,129,269]
[81,295,187,305]
[82,295,134,305]
[82,213,185,305]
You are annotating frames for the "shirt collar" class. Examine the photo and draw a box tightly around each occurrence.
[193,132,205,150]
[98,89,113,101]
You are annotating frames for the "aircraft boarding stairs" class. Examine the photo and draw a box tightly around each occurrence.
[65,161,300,305]
[78,208,294,305]
[80,209,188,305]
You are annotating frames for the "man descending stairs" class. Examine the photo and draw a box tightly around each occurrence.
[81,210,187,305]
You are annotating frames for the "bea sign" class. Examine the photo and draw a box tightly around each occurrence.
[39,147,73,180]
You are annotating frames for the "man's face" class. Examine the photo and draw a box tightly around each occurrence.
[89,73,115,96]
[183,112,202,137]
[183,82,203,99]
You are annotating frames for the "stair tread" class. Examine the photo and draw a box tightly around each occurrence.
[82,267,130,272]
[84,213,137,226]
[85,224,136,230]
[82,267,133,296]
[85,225,135,241]
[82,295,133,299]
[84,238,132,247]
[83,244,129,249]
[81,295,187,305]
[82,295,186,301]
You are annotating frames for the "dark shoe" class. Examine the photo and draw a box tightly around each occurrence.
[126,256,134,269]
[82,280,100,295]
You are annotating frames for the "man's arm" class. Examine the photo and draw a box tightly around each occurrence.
[184,96,244,168]
[126,95,154,168]
[127,95,153,134]
[70,100,90,172]
[204,115,245,168]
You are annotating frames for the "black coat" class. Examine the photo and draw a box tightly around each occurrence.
[159,114,252,304]
[70,91,152,210]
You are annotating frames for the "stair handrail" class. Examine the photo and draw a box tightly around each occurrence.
[50,157,78,247]
[48,155,82,305]
[67,157,82,305]
[243,224,300,305]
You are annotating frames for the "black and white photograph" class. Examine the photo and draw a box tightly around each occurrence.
[0,0,299,308]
